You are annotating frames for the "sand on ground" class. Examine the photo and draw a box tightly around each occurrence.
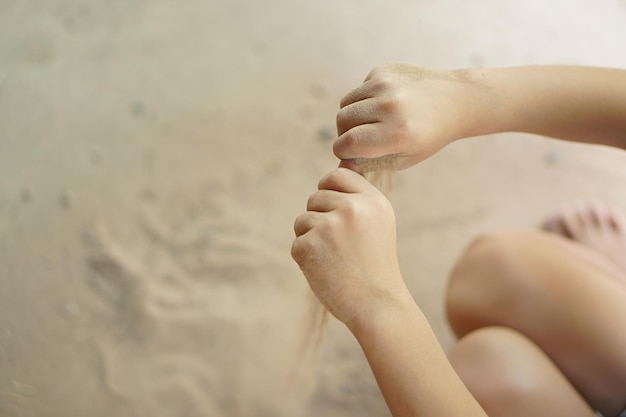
[2,1,626,416]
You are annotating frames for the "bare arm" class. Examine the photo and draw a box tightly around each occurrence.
[335,63,626,171]
[292,168,487,417]
[469,66,626,149]
[347,294,487,417]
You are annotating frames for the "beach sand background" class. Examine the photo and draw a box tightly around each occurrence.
[2,0,626,416]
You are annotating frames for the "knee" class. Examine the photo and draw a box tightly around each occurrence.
[449,230,534,278]
[445,231,540,336]
[448,327,549,414]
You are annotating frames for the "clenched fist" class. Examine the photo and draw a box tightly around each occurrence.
[291,168,410,326]
[335,62,489,172]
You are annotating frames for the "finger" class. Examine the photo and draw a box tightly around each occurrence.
[307,189,344,212]
[339,79,379,109]
[336,98,381,136]
[290,235,307,265]
[318,168,371,194]
[291,232,322,267]
[294,211,325,237]
[338,159,364,173]
[364,64,388,82]
[333,123,394,160]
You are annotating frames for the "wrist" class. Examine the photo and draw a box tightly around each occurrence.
[345,287,418,340]
[450,67,501,140]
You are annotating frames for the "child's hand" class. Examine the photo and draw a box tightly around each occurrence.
[335,62,487,172]
[291,168,409,325]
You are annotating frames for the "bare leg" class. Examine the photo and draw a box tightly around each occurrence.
[446,230,626,416]
[448,326,596,417]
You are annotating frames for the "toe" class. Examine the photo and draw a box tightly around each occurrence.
[606,205,626,233]
[541,212,562,233]
[541,203,583,240]
[542,201,626,242]
[559,204,585,240]
[587,201,608,229]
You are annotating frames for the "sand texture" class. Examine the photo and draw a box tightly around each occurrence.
[2,0,626,416]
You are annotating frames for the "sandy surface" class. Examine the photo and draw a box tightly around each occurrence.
[2,0,626,416]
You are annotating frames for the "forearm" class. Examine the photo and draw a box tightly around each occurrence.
[347,295,487,417]
[462,66,626,148]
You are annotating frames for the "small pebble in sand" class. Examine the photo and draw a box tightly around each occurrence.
[59,191,72,210]
[310,82,327,99]
[131,102,145,117]
[341,385,355,395]
[20,187,32,203]
[544,149,560,166]
[139,188,157,202]
[90,145,103,165]
[299,105,314,120]
[250,40,268,55]
[2,327,12,338]
[317,126,334,142]
[60,300,81,319]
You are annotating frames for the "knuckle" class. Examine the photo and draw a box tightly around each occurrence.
[323,212,341,231]
[292,217,300,235]
[366,65,382,80]
[339,93,350,108]
[290,239,303,263]
[321,168,344,187]
[368,62,396,80]
[336,108,349,131]
[291,237,311,264]
[340,198,363,219]
[379,94,402,114]
[333,137,351,159]
[293,213,306,236]
[306,193,316,210]
[343,127,364,149]
[372,75,395,92]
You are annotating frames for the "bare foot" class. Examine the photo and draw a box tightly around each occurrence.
[543,201,626,277]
